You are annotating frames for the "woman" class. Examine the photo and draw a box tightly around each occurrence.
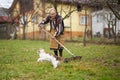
[38,8,64,58]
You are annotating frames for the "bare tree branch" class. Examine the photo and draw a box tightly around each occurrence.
[106,1,120,20]
[63,9,76,20]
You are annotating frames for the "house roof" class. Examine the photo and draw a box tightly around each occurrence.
[0,0,18,23]
[0,16,12,23]
[0,0,13,23]
[45,0,118,8]
[9,0,18,12]
[44,0,104,8]
[0,8,9,16]
[0,8,12,23]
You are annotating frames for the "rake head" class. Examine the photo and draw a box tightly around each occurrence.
[63,56,82,63]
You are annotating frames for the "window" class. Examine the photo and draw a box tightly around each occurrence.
[32,15,37,23]
[80,16,88,25]
[97,14,102,23]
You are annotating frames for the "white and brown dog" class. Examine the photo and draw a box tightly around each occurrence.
[37,48,60,68]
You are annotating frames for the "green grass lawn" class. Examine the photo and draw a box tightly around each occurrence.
[0,40,120,80]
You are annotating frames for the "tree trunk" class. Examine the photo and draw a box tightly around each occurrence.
[83,9,87,46]
[113,18,117,42]
[41,0,46,40]
[22,13,26,40]
[108,21,111,39]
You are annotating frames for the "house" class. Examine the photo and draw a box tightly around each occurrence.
[92,9,120,38]
[10,0,93,40]
[0,7,16,39]
[0,0,19,39]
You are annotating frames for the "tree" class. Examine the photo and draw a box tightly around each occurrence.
[89,0,120,20]
[19,0,34,40]
[106,0,120,20]
[45,0,77,20]
[103,11,118,41]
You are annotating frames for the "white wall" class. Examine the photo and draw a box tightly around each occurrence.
[92,10,104,35]
[92,10,120,36]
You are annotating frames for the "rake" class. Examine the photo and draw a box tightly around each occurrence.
[41,29,82,63]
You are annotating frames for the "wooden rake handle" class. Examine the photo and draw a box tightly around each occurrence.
[41,29,75,56]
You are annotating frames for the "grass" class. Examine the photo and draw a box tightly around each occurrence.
[0,40,120,80]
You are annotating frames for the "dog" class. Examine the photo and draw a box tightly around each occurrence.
[37,48,60,68]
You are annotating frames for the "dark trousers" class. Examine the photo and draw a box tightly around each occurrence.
[54,49,63,57]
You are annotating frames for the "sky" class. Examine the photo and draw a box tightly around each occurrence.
[0,0,14,9]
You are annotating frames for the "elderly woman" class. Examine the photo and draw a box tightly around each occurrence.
[38,8,64,58]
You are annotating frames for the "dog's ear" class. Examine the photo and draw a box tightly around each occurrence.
[40,48,44,52]
[37,48,42,54]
